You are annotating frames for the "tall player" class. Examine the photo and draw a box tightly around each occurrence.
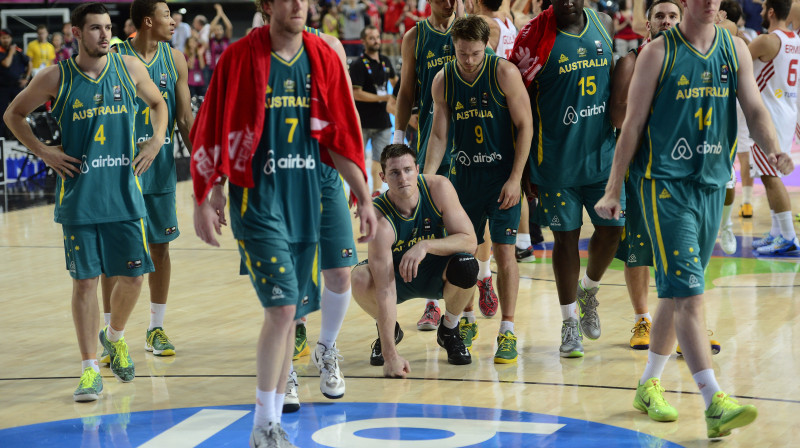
[190,0,376,445]
[100,0,194,362]
[510,1,621,357]
[425,16,531,363]
[3,2,168,401]
[748,0,800,255]
[596,0,792,437]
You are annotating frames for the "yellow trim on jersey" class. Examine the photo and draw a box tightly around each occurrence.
[489,58,507,109]
[729,137,738,162]
[312,244,319,286]
[722,29,739,72]
[69,55,110,84]
[674,25,719,60]
[645,126,654,179]
[381,191,419,222]
[558,9,591,38]
[587,9,613,48]
[492,58,505,98]
[373,200,399,241]
[140,218,149,254]
[272,47,305,67]
[241,188,249,217]
[238,240,257,282]
[113,54,137,103]
[52,62,66,113]
[124,39,161,68]
[58,178,65,205]
[56,62,72,125]
[454,55,488,88]
[649,179,668,274]
[534,79,543,165]
[419,175,442,218]
[423,18,454,36]
[164,43,178,81]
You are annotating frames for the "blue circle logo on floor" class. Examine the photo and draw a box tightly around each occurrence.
[0,402,681,447]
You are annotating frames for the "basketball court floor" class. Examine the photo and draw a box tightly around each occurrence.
[0,176,798,447]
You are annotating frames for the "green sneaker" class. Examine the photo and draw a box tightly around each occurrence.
[99,347,110,365]
[458,317,479,351]
[99,328,135,382]
[633,378,678,422]
[705,391,758,438]
[145,327,176,356]
[293,324,310,360]
[494,331,518,364]
[73,367,103,402]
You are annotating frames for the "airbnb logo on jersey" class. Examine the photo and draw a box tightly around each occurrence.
[562,102,606,126]
[80,154,131,174]
[670,138,722,161]
[263,150,316,175]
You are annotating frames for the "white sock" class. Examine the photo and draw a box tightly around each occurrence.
[635,313,652,322]
[721,204,733,228]
[81,359,100,373]
[692,368,722,408]
[775,211,797,240]
[640,351,670,384]
[560,302,578,321]
[463,311,476,323]
[443,311,460,329]
[478,257,492,280]
[319,287,350,348]
[770,210,780,237]
[581,274,600,290]
[254,388,277,427]
[274,392,285,421]
[106,325,124,342]
[103,313,111,327]
[426,299,440,308]
[149,303,166,330]
[516,233,531,249]
[743,186,753,204]
[499,320,514,334]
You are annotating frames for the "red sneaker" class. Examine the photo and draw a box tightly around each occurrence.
[416,302,441,331]
[477,277,498,317]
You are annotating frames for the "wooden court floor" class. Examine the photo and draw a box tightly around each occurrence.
[0,180,798,447]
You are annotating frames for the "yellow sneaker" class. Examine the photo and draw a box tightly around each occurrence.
[677,330,720,355]
[630,317,651,350]
[633,378,678,422]
[739,203,753,218]
[705,391,757,438]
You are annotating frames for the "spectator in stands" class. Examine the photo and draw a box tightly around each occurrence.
[193,14,210,45]
[322,4,341,38]
[0,29,31,140]
[185,36,206,97]
[61,22,78,56]
[383,0,405,57]
[207,3,233,77]
[26,25,55,77]
[124,19,137,39]
[350,25,399,195]
[613,0,642,60]
[52,33,70,63]
[172,12,192,52]
[342,0,369,56]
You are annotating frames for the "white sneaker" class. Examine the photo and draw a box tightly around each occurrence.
[249,423,296,448]
[311,342,345,399]
[283,370,300,413]
[719,225,737,255]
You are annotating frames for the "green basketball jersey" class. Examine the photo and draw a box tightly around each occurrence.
[373,175,446,264]
[442,54,514,170]
[630,26,739,188]
[51,54,144,225]
[529,8,615,188]
[229,48,321,243]
[415,18,456,170]
[115,40,178,194]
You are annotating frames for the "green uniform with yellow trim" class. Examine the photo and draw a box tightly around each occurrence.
[442,55,520,245]
[363,175,468,301]
[304,26,358,269]
[228,47,321,318]
[116,40,180,244]
[51,54,154,279]
[630,25,739,298]
[415,18,455,174]
[528,8,623,232]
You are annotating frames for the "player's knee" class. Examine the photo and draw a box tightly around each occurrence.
[350,264,373,297]
[322,267,351,293]
[445,254,479,289]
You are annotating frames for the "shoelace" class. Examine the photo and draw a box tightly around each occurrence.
[113,340,131,368]
[459,322,471,340]
[716,393,740,410]
[321,348,344,380]
[79,368,97,388]
[497,333,516,351]
[647,381,670,407]
[149,329,171,346]
[562,322,580,342]
[632,320,650,337]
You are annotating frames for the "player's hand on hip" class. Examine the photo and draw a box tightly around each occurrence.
[356,201,378,243]
[133,138,161,176]
[40,145,81,178]
[770,152,795,176]
[383,354,411,378]
[594,194,622,220]
[193,198,222,247]
[497,180,521,210]
[399,242,427,283]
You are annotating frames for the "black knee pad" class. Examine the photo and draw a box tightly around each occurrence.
[446,253,478,289]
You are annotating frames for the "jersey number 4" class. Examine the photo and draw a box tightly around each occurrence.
[94,125,106,145]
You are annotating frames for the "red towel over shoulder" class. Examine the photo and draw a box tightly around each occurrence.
[189,25,365,203]
[509,6,558,88]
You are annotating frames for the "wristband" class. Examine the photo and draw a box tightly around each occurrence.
[392,130,405,145]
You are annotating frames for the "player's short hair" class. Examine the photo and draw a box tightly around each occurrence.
[71,3,110,30]
[130,0,163,30]
[482,0,504,12]
[36,24,48,32]
[765,0,792,21]
[361,25,379,40]
[719,0,742,23]
[380,144,416,171]
[646,0,684,21]
[451,16,490,44]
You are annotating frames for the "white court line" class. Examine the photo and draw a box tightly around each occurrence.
[138,409,250,448]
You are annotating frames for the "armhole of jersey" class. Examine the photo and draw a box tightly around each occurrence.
[654,31,673,98]
[164,43,179,81]
[52,61,67,118]
[115,53,137,102]
[443,62,450,105]
[533,79,543,165]
[419,175,443,218]
[374,200,398,242]
[588,9,613,49]
[724,29,739,73]
[490,57,507,109]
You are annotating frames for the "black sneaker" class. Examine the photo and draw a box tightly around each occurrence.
[436,316,471,365]
[369,322,404,366]
[515,246,536,263]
